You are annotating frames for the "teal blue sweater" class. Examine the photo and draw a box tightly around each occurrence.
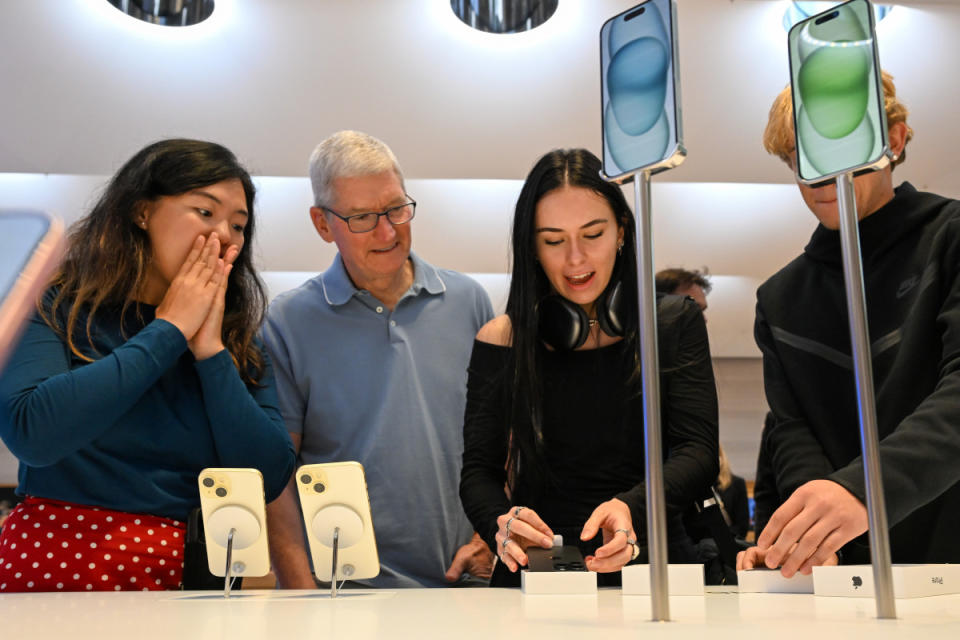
[0,296,295,520]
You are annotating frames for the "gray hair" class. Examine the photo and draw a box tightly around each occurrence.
[308,130,405,208]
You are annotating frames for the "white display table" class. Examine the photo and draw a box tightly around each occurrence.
[1,587,958,639]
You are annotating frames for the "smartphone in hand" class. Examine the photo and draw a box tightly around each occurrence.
[526,545,588,573]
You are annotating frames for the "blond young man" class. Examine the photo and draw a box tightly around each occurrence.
[739,74,960,577]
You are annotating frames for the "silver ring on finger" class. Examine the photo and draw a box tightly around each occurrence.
[615,528,630,537]
[502,537,512,550]
[628,541,640,561]
[505,516,516,536]
[514,506,526,517]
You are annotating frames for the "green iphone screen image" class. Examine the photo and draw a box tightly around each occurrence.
[788,0,887,181]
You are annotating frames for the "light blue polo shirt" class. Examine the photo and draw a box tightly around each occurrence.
[262,252,493,588]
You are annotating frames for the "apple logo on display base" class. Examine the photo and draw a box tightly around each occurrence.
[852,576,863,589]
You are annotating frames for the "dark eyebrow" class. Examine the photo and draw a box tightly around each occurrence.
[192,189,248,217]
[535,218,610,233]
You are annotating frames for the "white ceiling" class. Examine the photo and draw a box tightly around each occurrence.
[1,0,957,195]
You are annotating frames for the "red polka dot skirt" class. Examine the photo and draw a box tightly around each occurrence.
[0,496,185,592]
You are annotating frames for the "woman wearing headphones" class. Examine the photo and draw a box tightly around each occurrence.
[460,148,718,587]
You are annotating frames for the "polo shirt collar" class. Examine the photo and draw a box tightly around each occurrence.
[409,252,446,296]
[320,251,445,307]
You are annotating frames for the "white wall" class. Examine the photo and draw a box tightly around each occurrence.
[0,173,795,482]
[0,173,816,359]
[1,1,958,201]
[1,0,956,494]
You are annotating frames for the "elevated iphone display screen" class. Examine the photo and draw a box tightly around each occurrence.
[788,0,887,181]
[600,0,678,178]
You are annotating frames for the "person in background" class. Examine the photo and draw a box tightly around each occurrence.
[460,148,718,587]
[655,267,711,314]
[657,267,747,582]
[0,139,295,592]
[739,72,960,576]
[262,131,494,589]
[716,446,749,540]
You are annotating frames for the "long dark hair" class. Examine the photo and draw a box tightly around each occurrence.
[503,148,640,490]
[41,138,267,385]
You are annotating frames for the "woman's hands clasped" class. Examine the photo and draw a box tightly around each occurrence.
[156,234,240,360]
[495,506,554,572]
[580,498,639,573]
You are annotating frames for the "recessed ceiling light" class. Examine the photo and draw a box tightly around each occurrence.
[450,0,559,34]
[105,0,215,27]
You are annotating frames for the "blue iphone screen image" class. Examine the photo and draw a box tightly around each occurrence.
[0,214,51,297]
[601,0,676,177]
[789,0,885,180]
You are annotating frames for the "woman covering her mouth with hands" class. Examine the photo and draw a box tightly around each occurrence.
[460,149,718,587]
[0,139,294,592]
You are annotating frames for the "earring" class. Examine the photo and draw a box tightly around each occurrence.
[617,241,624,255]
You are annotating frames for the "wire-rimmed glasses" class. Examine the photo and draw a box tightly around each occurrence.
[322,199,416,233]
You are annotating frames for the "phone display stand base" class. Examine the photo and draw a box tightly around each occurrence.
[737,568,814,594]
[622,564,705,595]
[311,505,366,598]
[205,505,263,599]
[521,569,597,595]
[813,564,960,599]
[521,536,597,595]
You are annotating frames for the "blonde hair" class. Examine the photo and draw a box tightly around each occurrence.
[717,444,732,491]
[762,70,914,169]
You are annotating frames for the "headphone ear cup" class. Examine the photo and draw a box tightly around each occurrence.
[596,280,625,338]
[538,295,590,351]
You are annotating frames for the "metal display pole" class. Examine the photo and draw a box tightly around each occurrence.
[330,527,341,599]
[223,528,236,598]
[835,171,896,619]
[634,170,670,622]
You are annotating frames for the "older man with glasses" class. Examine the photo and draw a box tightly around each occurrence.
[262,130,494,588]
